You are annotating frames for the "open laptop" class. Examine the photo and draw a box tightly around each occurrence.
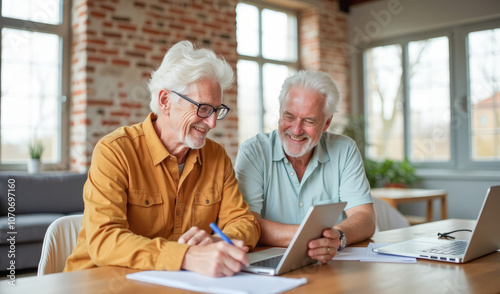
[242,202,347,275]
[374,185,500,263]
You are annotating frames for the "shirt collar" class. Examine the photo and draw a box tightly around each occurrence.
[143,113,201,166]
[272,129,330,164]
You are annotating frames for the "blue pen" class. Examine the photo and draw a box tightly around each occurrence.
[209,222,234,245]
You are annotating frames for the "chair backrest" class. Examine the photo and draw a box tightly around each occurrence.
[372,197,410,232]
[37,214,83,276]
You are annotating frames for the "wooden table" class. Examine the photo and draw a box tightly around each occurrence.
[2,219,499,294]
[371,188,447,224]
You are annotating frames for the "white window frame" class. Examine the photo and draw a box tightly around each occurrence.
[0,0,71,171]
[237,1,300,139]
[360,19,500,172]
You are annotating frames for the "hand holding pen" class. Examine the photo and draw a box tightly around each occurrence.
[179,223,249,277]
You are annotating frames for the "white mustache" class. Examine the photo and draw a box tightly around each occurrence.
[284,130,309,141]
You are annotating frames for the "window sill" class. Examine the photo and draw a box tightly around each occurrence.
[416,169,500,181]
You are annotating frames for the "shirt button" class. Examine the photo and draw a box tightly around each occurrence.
[299,203,303,207]
[205,199,209,204]
[145,200,149,205]
[176,210,179,216]
[290,172,294,176]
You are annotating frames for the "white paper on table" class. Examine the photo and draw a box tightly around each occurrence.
[332,243,417,263]
[126,270,307,294]
[331,247,367,260]
[361,243,417,263]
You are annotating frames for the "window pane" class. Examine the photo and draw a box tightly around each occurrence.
[2,0,62,25]
[236,3,259,57]
[365,45,404,161]
[468,28,500,161]
[408,37,450,162]
[263,64,295,133]
[262,9,297,62]
[237,60,260,144]
[1,28,61,163]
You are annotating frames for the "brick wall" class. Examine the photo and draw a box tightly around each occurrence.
[69,0,349,172]
[300,1,350,115]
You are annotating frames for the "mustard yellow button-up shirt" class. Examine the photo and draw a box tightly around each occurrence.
[64,113,260,272]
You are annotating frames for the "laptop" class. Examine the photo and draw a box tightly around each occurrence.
[242,202,347,275]
[374,185,500,263]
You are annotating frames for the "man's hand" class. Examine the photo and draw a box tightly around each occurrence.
[181,240,249,277]
[307,229,340,264]
[178,226,221,245]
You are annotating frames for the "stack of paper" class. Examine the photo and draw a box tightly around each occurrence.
[127,270,307,294]
[333,243,417,263]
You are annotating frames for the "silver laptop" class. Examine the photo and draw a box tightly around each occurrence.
[374,186,500,263]
[242,202,347,275]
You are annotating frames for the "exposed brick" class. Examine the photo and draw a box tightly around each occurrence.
[103,31,122,38]
[126,51,145,58]
[112,16,131,22]
[87,100,113,106]
[87,38,107,45]
[134,2,146,8]
[142,27,162,35]
[112,59,130,66]
[88,56,106,63]
[110,111,130,117]
[100,49,119,55]
[102,119,122,126]
[91,11,106,18]
[121,102,143,109]
[180,18,197,25]
[135,44,153,51]
[118,24,137,31]
[99,4,115,12]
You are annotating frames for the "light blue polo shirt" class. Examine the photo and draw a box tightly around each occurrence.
[234,130,372,225]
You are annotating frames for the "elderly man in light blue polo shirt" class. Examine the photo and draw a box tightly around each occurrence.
[235,70,376,263]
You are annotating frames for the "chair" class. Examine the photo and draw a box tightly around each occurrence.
[37,214,83,275]
[373,197,410,232]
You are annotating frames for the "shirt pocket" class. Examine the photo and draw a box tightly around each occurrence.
[128,189,165,237]
[192,188,221,229]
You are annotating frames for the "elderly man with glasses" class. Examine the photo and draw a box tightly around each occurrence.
[64,41,260,277]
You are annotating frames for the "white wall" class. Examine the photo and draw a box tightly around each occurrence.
[348,0,500,219]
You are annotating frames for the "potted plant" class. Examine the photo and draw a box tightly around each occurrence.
[28,140,45,174]
[337,114,419,188]
[364,158,419,188]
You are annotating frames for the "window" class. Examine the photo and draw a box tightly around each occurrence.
[0,0,71,170]
[236,2,298,144]
[468,28,500,161]
[363,21,500,170]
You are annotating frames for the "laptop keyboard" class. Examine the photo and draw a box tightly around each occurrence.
[251,255,283,268]
[421,241,468,255]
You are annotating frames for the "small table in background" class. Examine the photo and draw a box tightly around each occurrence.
[371,188,447,225]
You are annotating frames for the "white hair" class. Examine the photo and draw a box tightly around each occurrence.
[148,41,234,114]
[278,70,341,118]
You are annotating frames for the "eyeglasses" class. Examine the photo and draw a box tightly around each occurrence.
[170,90,230,120]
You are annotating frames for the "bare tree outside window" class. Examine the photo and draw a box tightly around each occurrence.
[469,28,500,160]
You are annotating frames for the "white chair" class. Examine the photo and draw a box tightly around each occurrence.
[37,214,83,275]
[373,197,410,232]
